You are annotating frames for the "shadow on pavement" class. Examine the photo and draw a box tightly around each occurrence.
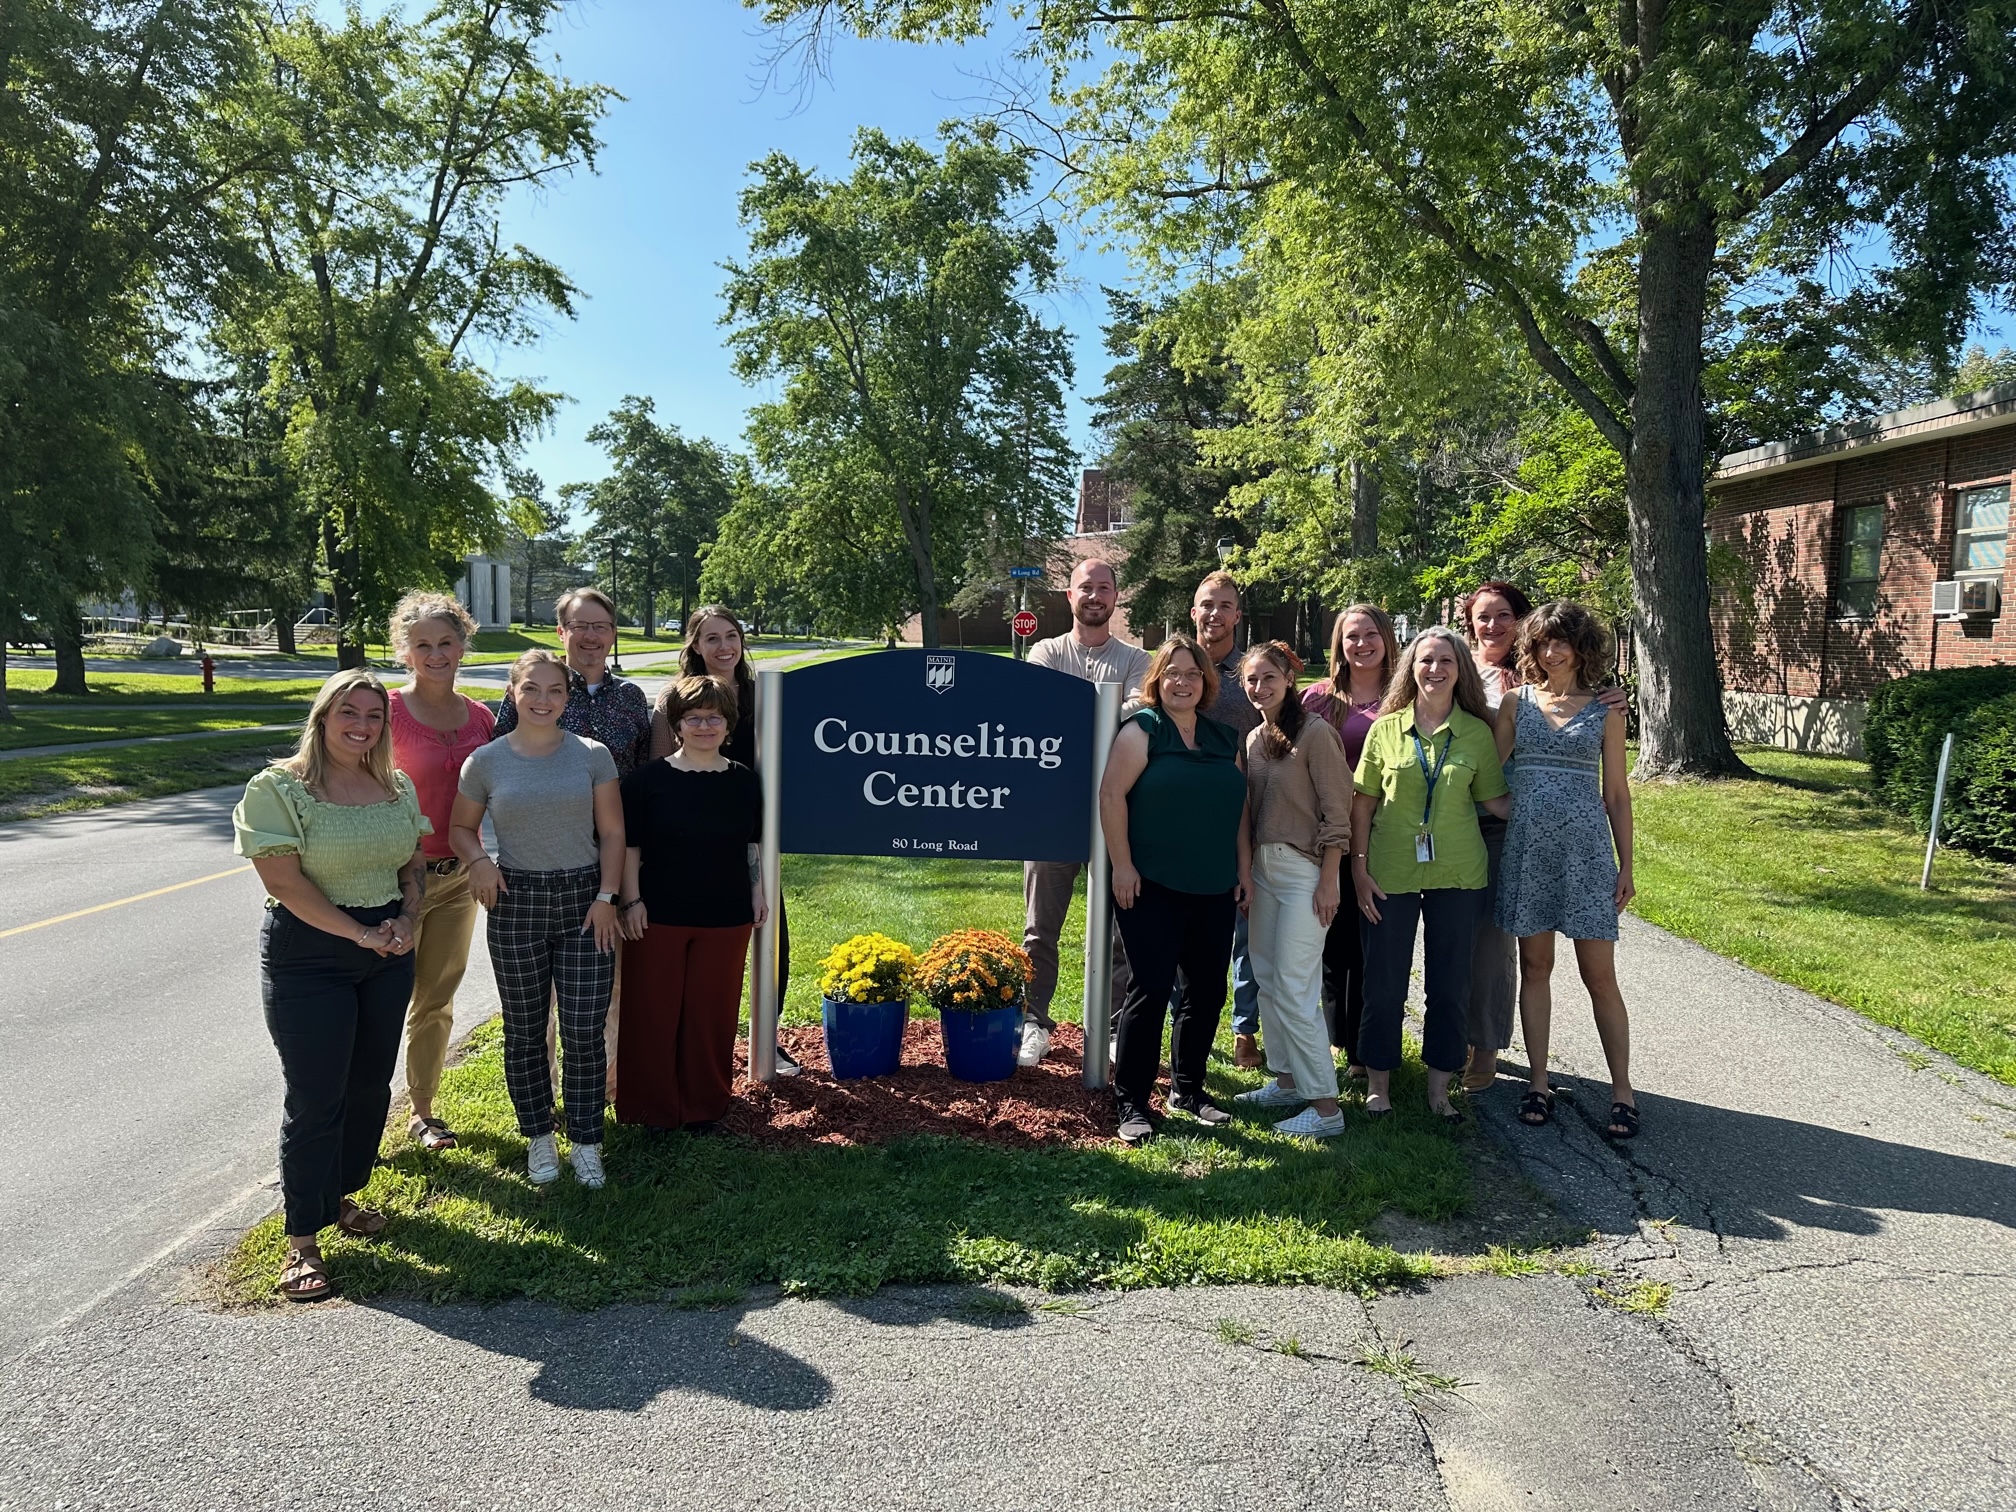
[364,1284,1034,1414]
[1480,1070,2016,1242]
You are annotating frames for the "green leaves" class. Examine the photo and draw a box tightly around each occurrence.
[720,126,1074,640]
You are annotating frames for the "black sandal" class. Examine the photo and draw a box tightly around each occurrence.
[1517,1089,1554,1126]
[1605,1102,1640,1140]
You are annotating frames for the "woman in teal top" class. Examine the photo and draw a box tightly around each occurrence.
[1099,633,1250,1144]
[1349,628,1510,1122]
[233,668,430,1302]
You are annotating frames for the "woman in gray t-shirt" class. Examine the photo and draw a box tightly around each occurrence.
[449,651,625,1190]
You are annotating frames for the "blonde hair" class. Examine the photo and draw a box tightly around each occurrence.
[388,590,477,661]
[1379,627,1490,723]
[507,648,569,691]
[554,586,617,628]
[1193,569,1240,604]
[282,669,397,798]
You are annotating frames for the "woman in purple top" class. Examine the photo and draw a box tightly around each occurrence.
[1300,603,1397,1079]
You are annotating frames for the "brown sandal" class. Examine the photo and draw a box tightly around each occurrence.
[278,1248,335,1302]
[335,1199,388,1238]
[409,1116,458,1152]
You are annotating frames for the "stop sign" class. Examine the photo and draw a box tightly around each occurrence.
[1012,610,1039,638]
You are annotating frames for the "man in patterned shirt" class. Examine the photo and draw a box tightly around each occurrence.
[493,586,651,1099]
[492,586,652,773]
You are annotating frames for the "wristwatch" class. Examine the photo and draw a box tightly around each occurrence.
[595,891,617,905]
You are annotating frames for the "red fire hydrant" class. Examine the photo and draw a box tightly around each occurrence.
[201,652,216,695]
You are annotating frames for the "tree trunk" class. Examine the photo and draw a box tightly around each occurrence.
[892,479,940,649]
[641,564,656,639]
[524,541,536,627]
[276,601,298,655]
[324,502,366,670]
[1627,218,1748,779]
[52,601,88,695]
[0,642,13,722]
[1350,457,1380,556]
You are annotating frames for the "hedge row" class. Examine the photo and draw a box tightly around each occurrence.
[1864,665,2016,862]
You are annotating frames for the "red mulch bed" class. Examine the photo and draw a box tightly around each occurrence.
[720,1020,1118,1149]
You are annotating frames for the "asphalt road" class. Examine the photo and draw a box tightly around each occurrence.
[0,787,498,1365]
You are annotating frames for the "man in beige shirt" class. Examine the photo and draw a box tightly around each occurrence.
[1019,559,1150,1066]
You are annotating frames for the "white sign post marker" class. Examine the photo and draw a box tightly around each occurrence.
[751,668,784,1081]
[1919,730,1957,891]
[1081,680,1123,1089]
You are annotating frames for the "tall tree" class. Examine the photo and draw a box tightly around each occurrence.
[722,126,1075,645]
[0,0,265,709]
[502,468,573,627]
[223,0,610,666]
[762,0,2016,776]
[575,396,733,636]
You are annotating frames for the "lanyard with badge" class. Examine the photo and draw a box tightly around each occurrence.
[1411,727,1451,864]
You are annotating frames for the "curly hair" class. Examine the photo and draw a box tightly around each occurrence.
[387,590,477,660]
[1515,601,1615,690]
[1242,641,1306,761]
[1140,633,1218,712]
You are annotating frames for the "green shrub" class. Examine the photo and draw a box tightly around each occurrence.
[1865,666,2016,861]
[1945,692,2016,862]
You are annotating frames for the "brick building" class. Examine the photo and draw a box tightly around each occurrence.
[1706,383,2015,754]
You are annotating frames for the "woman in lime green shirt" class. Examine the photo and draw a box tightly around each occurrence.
[233,669,430,1302]
[1349,628,1509,1121]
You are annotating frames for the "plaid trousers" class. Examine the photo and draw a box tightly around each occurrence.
[488,864,613,1145]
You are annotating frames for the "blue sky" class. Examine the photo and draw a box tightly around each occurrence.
[497,0,1133,505]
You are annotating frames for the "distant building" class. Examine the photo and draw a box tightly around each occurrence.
[456,555,512,632]
[1706,383,2014,755]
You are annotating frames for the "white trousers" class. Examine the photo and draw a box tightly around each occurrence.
[1248,843,1339,1102]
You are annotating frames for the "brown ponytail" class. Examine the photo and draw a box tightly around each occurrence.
[1243,641,1306,761]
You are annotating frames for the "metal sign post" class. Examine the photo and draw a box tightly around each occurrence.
[1081,680,1122,1089]
[1919,730,1957,891]
[751,668,784,1080]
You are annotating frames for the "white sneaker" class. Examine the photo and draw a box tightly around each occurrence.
[1274,1106,1347,1139]
[1017,1023,1052,1066]
[1234,1078,1305,1107]
[569,1142,606,1189]
[527,1133,560,1185]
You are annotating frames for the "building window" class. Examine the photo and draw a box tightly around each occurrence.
[1954,482,2009,576]
[1836,503,1882,619]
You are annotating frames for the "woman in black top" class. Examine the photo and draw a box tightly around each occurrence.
[617,674,768,1130]
[649,604,800,1075]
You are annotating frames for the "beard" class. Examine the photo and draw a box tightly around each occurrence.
[1074,599,1113,627]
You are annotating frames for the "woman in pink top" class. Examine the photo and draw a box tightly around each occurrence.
[386,590,496,1150]
[1301,604,1398,1080]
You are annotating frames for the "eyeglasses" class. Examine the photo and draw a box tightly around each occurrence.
[680,714,727,729]
[1161,668,1202,682]
[564,620,615,635]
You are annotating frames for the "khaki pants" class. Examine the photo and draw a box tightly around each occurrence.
[404,864,478,1112]
[1022,860,1131,1031]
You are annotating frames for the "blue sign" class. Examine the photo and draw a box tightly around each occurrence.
[1007,566,1043,579]
[777,650,1096,862]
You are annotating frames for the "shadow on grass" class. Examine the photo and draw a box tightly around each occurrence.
[229,1027,1467,1310]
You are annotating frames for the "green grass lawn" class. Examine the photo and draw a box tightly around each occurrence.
[0,729,297,820]
[225,852,1493,1307]
[8,670,322,701]
[1631,748,2016,1085]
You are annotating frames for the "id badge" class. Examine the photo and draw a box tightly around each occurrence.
[1414,829,1436,864]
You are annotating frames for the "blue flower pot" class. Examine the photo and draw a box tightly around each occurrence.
[938,1003,1021,1083]
[821,996,908,1080]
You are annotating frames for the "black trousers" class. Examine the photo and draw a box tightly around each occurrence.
[1321,908,1365,1060]
[1112,878,1236,1116]
[1357,888,1479,1075]
[261,901,413,1236]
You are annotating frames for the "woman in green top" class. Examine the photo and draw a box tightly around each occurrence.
[1349,628,1510,1121]
[1099,634,1251,1145]
[232,669,431,1302]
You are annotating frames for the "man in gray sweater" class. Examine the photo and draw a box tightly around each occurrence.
[1019,559,1150,1066]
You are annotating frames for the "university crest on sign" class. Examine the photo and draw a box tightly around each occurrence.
[924,655,956,694]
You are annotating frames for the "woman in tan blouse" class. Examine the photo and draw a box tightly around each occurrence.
[1232,641,1355,1138]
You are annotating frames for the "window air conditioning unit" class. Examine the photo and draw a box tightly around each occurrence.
[1932,579,2001,619]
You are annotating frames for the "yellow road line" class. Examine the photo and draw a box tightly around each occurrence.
[0,865,254,940]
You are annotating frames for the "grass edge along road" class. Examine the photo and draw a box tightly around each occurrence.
[1630,748,2015,1086]
[0,730,295,822]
